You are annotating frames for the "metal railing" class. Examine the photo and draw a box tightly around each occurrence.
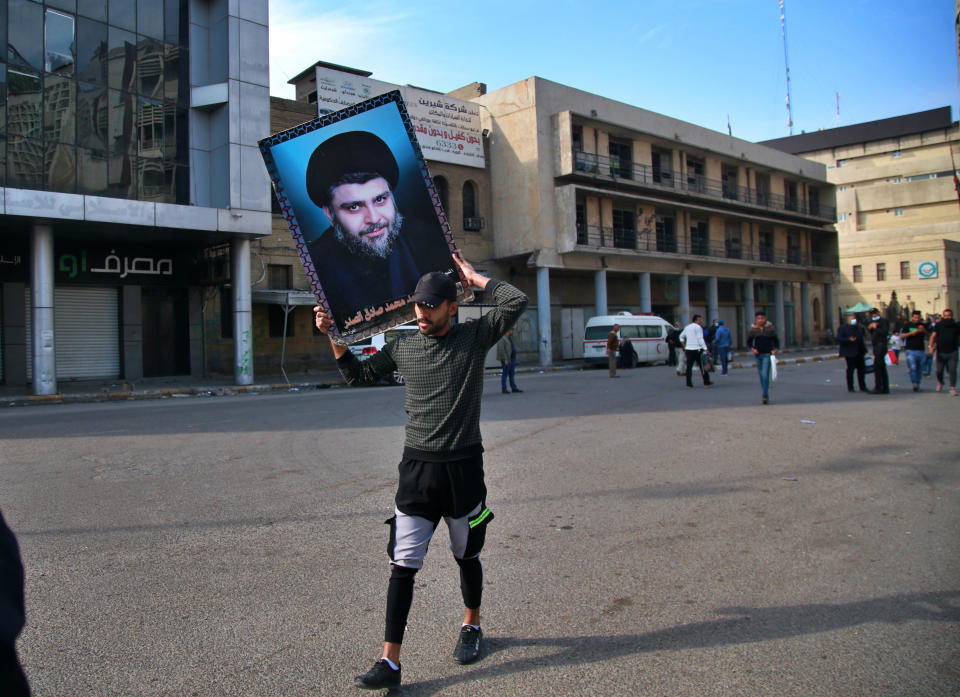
[575,224,837,268]
[571,151,836,221]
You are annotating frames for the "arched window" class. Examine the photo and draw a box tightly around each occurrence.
[433,175,449,215]
[462,181,477,219]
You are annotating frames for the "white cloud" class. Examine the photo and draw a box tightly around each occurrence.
[269,1,409,98]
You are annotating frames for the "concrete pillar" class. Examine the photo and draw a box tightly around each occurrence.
[744,279,755,346]
[706,276,719,324]
[537,267,552,367]
[31,222,57,395]
[774,280,786,348]
[594,269,608,316]
[121,286,143,380]
[232,237,254,385]
[824,282,835,335]
[638,272,651,313]
[800,281,811,346]
[678,272,690,326]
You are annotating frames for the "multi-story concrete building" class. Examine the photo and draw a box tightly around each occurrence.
[474,77,839,364]
[763,107,959,323]
[0,0,271,394]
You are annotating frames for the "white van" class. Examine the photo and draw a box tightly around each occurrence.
[348,322,419,384]
[583,312,673,367]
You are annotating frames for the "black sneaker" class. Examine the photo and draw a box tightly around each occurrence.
[453,625,483,664]
[354,659,401,690]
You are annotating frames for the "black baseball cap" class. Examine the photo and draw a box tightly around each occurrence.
[305,131,399,208]
[410,272,457,308]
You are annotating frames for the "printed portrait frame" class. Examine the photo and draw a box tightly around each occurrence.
[259,91,469,345]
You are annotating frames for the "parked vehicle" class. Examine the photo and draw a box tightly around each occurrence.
[348,322,419,385]
[582,311,673,367]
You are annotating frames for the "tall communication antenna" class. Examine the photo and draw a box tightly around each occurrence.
[779,0,794,135]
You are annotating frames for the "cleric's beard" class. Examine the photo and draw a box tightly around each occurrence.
[334,212,403,260]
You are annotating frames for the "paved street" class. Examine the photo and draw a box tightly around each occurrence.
[1,359,957,696]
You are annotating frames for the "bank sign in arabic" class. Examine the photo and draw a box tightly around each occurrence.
[314,66,485,169]
[0,247,190,284]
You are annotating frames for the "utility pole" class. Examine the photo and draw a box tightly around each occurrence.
[779,0,794,135]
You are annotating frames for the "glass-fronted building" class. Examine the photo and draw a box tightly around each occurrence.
[0,0,270,393]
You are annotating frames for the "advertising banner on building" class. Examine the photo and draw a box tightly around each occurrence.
[313,66,485,168]
[259,91,469,344]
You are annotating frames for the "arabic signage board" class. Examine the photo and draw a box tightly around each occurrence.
[314,66,485,169]
[0,246,193,285]
[918,261,938,279]
[259,91,469,345]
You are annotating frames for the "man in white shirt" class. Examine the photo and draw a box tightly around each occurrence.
[679,314,712,388]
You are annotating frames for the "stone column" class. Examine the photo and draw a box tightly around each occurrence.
[824,282,835,335]
[594,268,608,316]
[537,267,552,367]
[707,276,719,324]
[31,222,57,395]
[678,272,690,326]
[638,272,651,313]
[232,237,254,385]
[800,281,811,346]
[774,280,786,348]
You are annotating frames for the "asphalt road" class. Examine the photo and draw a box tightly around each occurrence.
[1,359,957,696]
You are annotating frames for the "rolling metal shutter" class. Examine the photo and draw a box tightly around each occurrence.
[26,287,121,380]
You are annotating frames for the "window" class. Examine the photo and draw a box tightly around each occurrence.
[612,208,636,249]
[651,148,672,185]
[838,212,847,222]
[725,222,742,259]
[267,264,291,290]
[655,211,676,252]
[46,9,76,74]
[433,175,448,214]
[853,265,862,283]
[721,164,738,200]
[572,125,583,152]
[894,208,904,216]
[838,185,846,191]
[686,156,705,193]
[576,202,587,244]
[608,138,632,179]
[836,159,847,167]
[900,261,910,279]
[876,263,886,282]
[784,180,798,211]
[891,177,901,183]
[689,219,709,255]
[462,180,476,218]
[758,228,774,262]
[892,150,901,158]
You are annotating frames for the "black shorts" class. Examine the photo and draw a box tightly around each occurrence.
[395,454,486,522]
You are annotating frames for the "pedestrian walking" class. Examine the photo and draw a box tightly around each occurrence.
[748,311,779,404]
[666,323,681,366]
[679,315,711,388]
[314,253,528,691]
[496,328,522,393]
[900,310,928,391]
[0,511,30,697]
[838,313,869,392]
[929,308,960,396]
[922,314,937,376]
[867,308,890,394]
[607,324,621,378]
[713,319,732,375]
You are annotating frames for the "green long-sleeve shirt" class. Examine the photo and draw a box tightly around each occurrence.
[336,280,528,461]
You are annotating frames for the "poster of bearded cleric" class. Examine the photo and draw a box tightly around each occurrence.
[259,91,467,344]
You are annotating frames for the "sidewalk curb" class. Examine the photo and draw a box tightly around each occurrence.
[3,352,842,408]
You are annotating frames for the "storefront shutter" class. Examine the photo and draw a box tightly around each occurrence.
[25,287,120,380]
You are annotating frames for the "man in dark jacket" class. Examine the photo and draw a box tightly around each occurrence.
[747,311,779,404]
[930,308,960,395]
[867,308,890,394]
[837,313,869,392]
[315,253,528,690]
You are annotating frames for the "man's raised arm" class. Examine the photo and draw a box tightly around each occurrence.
[453,252,528,346]
[314,306,396,386]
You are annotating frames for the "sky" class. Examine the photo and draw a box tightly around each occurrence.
[268,0,959,143]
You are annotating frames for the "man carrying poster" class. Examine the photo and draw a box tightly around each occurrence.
[314,253,527,690]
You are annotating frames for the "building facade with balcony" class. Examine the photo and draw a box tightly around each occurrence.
[0,0,271,394]
[474,77,839,364]
[762,107,959,324]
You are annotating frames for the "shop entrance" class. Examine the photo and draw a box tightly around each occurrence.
[142,288,190,377]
